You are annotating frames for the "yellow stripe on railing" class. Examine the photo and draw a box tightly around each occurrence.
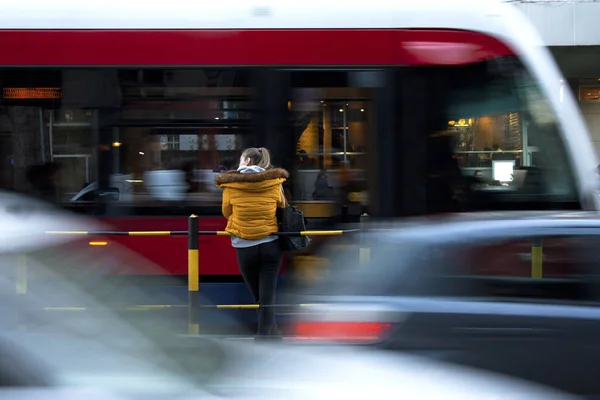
[128,231,173,236]
[208,230,346,236]
[43,230,351,236]
[299,230,344,236]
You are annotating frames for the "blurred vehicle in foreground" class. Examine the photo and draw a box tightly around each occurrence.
[292,212,600,398]
[0,193,581,398]
[0,335,584,400]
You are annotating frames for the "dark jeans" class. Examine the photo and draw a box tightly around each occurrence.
[236,239,282,336]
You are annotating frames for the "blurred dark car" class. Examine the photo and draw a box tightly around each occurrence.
[291,212,600,399]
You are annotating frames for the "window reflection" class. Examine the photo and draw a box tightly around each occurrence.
[0,61,579,216]
[435,57,575,200]
[113,70,255,204]
[290,80,372,205]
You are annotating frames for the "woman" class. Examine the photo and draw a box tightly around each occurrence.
[215,147,289,339]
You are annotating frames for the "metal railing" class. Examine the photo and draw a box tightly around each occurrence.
[16,214,548,335]
[22,215,360,334]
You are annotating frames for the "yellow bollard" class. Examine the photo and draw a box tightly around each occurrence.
[531,238,543,278]
[188,215,200,335]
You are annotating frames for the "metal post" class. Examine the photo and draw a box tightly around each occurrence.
[85,156,90,184]
[531,237,543,278]
[188,214,200,334]
[39,109,46,164]
[49,112,54,162]
[522,119,529,167]
[343,103,348,162]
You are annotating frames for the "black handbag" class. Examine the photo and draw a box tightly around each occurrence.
[276,186,311,251]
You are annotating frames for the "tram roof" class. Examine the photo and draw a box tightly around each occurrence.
[0,0,535,42]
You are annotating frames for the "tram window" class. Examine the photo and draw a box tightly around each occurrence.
[0,67,257,209]
[448,57,576,200]
[390,56,578,215]
[0,61,579,216]
[0,69,97,206]
[289,71,374,208]
[115,68,255,206]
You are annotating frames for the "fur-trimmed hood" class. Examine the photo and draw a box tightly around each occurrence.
[215,168,289,191]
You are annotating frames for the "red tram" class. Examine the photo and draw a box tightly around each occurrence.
[0,0,596,284]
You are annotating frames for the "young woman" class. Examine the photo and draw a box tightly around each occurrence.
[215,147,289,339]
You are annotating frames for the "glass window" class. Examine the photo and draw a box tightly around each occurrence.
[0,68,257,210]
[440,236,600,302]
[75,187,119,203]
[578,81,600,102]
[288,71,375,212]
[451,58,575,198]
[113,69,254,207]
[454,238,580,279]
[390,56,578,214]
[0,69,97,206]
[0,62,581,217]
[306,233,600,303]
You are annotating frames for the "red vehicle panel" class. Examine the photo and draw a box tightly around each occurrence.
[60,217,286,276]
[99,217,235,275]
[0,29,513,66]
[0,27,518,278]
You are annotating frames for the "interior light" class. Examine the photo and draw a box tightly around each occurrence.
[492,160,515,182]
[3,87,61,99]
[139,151,145,155]
[360,109,364,112]
[112,142,121,147]
[338,109,344,112]
[215,117,220,120]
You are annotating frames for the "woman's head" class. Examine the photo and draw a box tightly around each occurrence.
[239,147,271,169]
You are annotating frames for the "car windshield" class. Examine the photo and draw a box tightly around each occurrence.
[301,222,600,304]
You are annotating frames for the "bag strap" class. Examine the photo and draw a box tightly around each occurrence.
[280,185,287,208]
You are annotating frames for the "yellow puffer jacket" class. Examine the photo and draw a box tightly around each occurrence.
[215,168,289,240]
